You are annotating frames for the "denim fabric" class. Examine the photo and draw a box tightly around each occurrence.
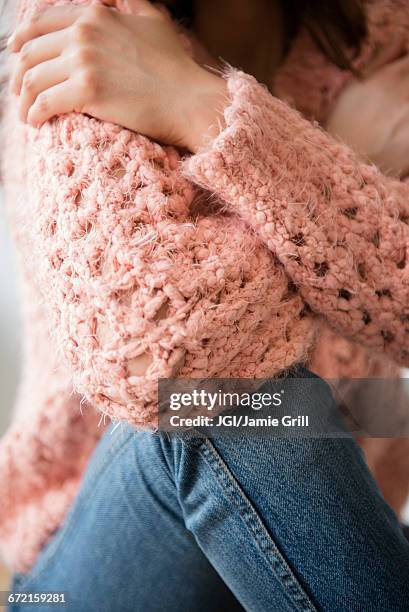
[10,368,409,611]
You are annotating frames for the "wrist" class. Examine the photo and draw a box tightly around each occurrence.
[181,68,228,154]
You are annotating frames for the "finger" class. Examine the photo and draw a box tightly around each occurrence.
[8,6,81,52]
[12,29,69,95]
[19,57,69,123]
[27,79,78,127]
[363,35,407,78]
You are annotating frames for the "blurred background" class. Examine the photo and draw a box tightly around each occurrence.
[0,188,19,434]
[0,187,19,601]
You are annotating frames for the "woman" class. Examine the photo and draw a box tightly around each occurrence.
[1,0,409,610]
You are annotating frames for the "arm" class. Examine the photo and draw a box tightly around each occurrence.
[6,99,309,427]
[182,69,409,365]
[6,1,313,427]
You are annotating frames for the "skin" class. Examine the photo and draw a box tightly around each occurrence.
[327,36,409,178]
[7,0,229,153]
[6,0,409,380]
[7,0,409,174]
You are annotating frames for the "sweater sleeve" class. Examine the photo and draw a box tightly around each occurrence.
[6,96,314,428]
[182,70,409,366]
[5,2,315,431]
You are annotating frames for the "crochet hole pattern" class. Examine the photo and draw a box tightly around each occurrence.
[357,263,367,281]
[153,301,170,321]
[372,230,380,248]
[362,311,371,325]
[286,280,298,295]
[2,0,409,576]
[339,289,352,301]
[111,163,127,180]
[290,232,306,246]
[343,207,358,219]
[74,190,83,206]
[381,330,395,344]
[314,261,330,277]
[376,289,392,298]
[127,352,154,377]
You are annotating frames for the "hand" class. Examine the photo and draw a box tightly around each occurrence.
[8,0,227,151]
[326,44,409,178]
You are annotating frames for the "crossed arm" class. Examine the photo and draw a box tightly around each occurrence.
[5,0,409,426]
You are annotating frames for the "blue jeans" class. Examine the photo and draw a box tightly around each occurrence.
[10,369,409,611]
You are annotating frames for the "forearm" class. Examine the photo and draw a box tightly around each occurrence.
[182,69,409,364]
[5,90,312,425]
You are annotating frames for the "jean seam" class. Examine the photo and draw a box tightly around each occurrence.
[15,428,136,592]
[187,436,318,612]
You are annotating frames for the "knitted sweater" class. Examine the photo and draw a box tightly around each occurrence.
[1,0,408,572]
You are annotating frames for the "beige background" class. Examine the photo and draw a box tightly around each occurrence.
[0,191,17,604]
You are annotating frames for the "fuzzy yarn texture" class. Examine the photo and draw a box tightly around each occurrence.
[0,0,408,572]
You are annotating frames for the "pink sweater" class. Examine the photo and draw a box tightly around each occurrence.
[1,0,408,572]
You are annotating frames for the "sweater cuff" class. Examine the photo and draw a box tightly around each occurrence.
[180,69,409,365]
[180,68,281,198]
[180,67,313,239]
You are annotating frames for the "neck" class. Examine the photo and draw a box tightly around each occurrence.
[193,0,285,89]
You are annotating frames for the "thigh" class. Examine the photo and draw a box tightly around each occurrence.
[163,374,409,612]
[11,425,242,612]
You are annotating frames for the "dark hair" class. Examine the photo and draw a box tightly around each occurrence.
[285,0,367,69]
[165,0,367,70]
[0,0,367,85]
